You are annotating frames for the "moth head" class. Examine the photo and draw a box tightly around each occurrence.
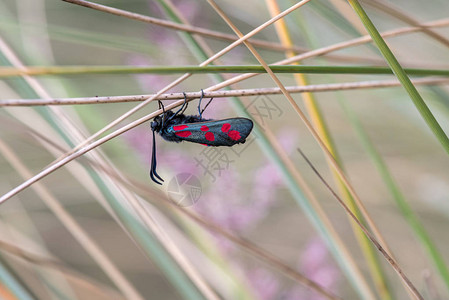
[152,111,177,132]
[151,115,163,132]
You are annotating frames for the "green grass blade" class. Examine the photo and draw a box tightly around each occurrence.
[2,65,449,77]
[347,0,449,155]
[0,256,36,300]
[339,97,449,292]
[292,7,394,298]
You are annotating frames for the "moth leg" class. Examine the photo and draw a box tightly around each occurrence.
[170,92,188,118]
[198,89,204,118]
[150,129,164,185]
[180,92,189,115]
[199,89,214,119]
[159,100,167,129]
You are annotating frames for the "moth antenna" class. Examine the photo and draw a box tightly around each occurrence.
[150,129,164,185]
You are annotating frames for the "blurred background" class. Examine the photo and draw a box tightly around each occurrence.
[1,0,449,299]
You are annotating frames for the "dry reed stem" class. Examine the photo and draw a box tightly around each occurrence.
[61,0,381,64]
[0,239,127,298]
[362,0,449,48]
[2,77,448,106]
[0,138,144,300]
[208,17,449,91]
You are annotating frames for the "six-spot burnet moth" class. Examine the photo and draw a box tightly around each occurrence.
[150,90,254,185]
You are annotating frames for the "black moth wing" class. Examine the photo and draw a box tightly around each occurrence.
[168,117,253,146]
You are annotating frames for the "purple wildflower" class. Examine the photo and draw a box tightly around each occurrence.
[246,268,280,300]
[126,55,175,93]
[251,127,297,205]
[285,238,339,300]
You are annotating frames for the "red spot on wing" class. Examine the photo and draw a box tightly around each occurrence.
[175,131,192,137]
[205,131,215,141]
[228,130,241,141]
[173,125,188,131]
[201,125,209,131]
[221,123,231,132]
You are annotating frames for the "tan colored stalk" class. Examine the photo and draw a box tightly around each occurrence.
[0,77,447,106]
[0,138,144,300]
[61,0,380,64]
[206,1,422,298]
[264,0,392,298]
[362,0,449,48]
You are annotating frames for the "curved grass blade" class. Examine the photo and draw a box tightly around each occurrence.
[347,0,449,156]
[275,1,393,297]
[340,97,449,292]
